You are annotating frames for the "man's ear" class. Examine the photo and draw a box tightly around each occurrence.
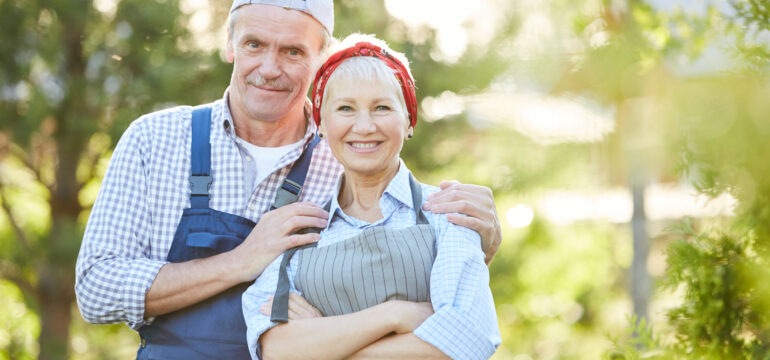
[225,35,235,64]
[226,29,235,63]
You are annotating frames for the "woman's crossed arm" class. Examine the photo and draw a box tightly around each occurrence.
[258,297,445,360]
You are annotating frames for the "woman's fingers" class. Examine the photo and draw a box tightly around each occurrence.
[259,296,274,316]
[289,293,322,318]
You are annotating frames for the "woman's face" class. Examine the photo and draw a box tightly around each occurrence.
[321,76,411,179]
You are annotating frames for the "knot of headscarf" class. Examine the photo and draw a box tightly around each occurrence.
[311,42,418,128]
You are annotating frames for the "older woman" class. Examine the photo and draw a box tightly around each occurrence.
[242,34,501,360]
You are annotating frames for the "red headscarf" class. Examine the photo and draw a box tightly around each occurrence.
[311,42,418,128]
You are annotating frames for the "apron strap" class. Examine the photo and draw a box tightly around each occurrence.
[271,135,322,210]
[271,199,332,323]
[190,106,213,209]
[408,173,430,225]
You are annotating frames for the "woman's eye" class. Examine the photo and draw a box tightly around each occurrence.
[337,105,353,111]
[375,105,391,111]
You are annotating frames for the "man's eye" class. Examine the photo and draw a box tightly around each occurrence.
[288,49,302,56]
[247,41,260,49]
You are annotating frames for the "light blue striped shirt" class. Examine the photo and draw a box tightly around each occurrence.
[243,162,501,360]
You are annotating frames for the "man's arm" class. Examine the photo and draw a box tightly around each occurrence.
[422,181,503,264]
[145,202,327,317]
[75,122,165,326]
[76,119,328,324]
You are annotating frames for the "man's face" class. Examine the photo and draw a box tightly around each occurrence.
[227,4,325,124]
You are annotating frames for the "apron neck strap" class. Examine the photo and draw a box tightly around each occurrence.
[408,173,430,225]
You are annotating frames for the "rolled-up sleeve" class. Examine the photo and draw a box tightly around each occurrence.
[75,120,167,329]
[414,216,501,360]
[243,254,300,360]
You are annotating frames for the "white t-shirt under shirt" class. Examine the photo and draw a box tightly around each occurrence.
[238,137,305,191]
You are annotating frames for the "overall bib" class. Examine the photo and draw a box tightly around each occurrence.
[271,173,436,321]
[137,107,320,359]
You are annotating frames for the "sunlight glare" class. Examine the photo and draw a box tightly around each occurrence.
[384,0,501,62]
[506,204,535,228]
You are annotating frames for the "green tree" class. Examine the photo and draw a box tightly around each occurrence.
[608,0,770,358]
[0,1,230,358]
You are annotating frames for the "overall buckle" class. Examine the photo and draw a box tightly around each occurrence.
[272,179,302,209]
[190,175,212,195]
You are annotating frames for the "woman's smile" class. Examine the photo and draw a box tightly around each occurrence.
[346,141,383,153]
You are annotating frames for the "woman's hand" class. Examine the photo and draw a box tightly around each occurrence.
[422,181,502,265]
[259,293,323,320]
[387,301,434,334]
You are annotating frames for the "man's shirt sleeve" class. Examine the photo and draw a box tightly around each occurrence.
[414,212,502,360]
[75,120,168,329]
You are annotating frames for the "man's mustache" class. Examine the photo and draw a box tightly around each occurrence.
[246,74,292,91]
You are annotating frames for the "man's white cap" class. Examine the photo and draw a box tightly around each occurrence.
[230,0,334,35]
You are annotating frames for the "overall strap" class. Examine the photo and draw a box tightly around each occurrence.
[408,173,430,225]
[271,200,332,323]
[271,134,322,210]
[190,106,213,209]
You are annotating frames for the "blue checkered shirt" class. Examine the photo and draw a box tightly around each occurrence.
[75,90,343,329]
[243,163,501,360]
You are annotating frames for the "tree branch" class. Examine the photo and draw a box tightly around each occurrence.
[9,143,51,191]
[0,183,33,254]
[77,149,101,189]
[0,260,37,297]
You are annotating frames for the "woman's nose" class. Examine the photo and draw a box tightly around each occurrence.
[352,113,376,134]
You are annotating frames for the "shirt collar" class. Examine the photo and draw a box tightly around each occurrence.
[326,160,414,228]
[219,88,318,144]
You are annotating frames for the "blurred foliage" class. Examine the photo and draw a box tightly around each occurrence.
[0,0,231,358]
[606,1,770,359]
[607,315,661,360]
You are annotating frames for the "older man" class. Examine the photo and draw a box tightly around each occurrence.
[75,1,502,358]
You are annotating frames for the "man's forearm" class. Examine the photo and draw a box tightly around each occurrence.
[144,248,268,317]
[347,333,449,360]
[260,303,396,360]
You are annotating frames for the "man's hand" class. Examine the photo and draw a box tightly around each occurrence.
[259,293,323,320]
[422,181,502,265]
[232,202,328,282]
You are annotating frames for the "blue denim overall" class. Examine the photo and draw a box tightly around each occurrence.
[136,107,320,359]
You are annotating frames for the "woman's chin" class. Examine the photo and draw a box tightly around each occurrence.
[342,158,400,180]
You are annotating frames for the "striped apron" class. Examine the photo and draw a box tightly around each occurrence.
[271,173,436,320]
